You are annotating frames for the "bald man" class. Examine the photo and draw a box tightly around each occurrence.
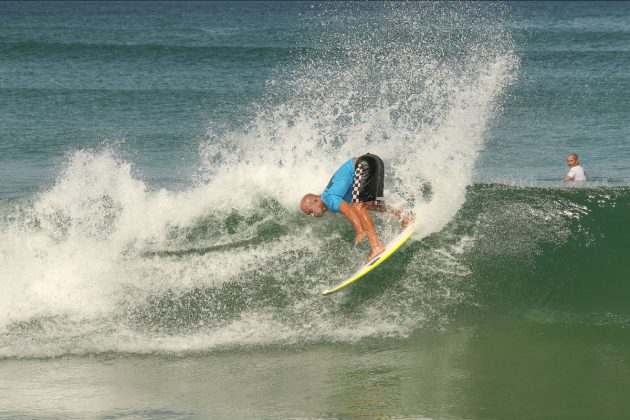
[300,153,412,262]
[564,153,588,182]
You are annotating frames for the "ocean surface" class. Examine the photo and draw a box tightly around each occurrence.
[1,2,629,418]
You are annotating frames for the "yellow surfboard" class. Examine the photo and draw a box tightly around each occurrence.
[322,226,415,296]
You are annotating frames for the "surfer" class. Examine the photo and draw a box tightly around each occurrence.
[564,153,587,182]
[300,153,413,262]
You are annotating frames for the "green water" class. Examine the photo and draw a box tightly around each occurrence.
[2,320,628,419]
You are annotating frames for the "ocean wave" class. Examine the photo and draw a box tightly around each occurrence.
[1,182,627,358]
[0,2,524,357]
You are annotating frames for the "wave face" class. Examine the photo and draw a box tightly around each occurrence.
[439,185,630,319]
[0,3,524,357]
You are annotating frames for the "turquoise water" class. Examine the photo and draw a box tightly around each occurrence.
[1,2,629,418]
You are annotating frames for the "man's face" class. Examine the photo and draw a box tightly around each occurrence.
[301,196,325,217]
[567,155,578,167]
[306,199,324,217]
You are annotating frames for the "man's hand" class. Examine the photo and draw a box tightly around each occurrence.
[400,213,415,229]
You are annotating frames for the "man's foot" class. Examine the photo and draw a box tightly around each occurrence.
[365,245,385,264]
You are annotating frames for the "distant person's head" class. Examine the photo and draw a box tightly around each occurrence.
[566,153,580,168]
[300,194,327,217]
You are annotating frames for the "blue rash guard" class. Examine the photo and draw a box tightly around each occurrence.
[321,157,355,213]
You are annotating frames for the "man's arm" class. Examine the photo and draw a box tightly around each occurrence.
[339,201,366,245]
[364,202,415,228]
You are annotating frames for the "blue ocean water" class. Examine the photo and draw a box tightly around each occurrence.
[1,2,629,418]
[1,1,628,199]
[1,1,305,196]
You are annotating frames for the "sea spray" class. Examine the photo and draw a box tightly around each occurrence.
[199,2,519,236]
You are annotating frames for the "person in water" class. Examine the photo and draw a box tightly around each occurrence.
[300,153,413,262]
[564,153,588,182]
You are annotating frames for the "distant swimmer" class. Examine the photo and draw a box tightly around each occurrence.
[564,153,588,182]
[300,153,413,262]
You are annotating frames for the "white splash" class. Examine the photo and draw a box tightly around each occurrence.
[0,2,518,356]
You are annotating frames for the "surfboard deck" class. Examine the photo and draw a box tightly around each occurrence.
[322,226,414,296]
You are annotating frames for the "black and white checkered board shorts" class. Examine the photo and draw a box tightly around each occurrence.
[351,153,385,204]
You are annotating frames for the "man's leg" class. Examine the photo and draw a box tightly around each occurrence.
[353,202,385,260]
[351,154,388,260]
[362,202,415,229]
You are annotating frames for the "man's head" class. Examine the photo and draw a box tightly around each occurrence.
[567,153,579,168]
[300,194,327,217]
